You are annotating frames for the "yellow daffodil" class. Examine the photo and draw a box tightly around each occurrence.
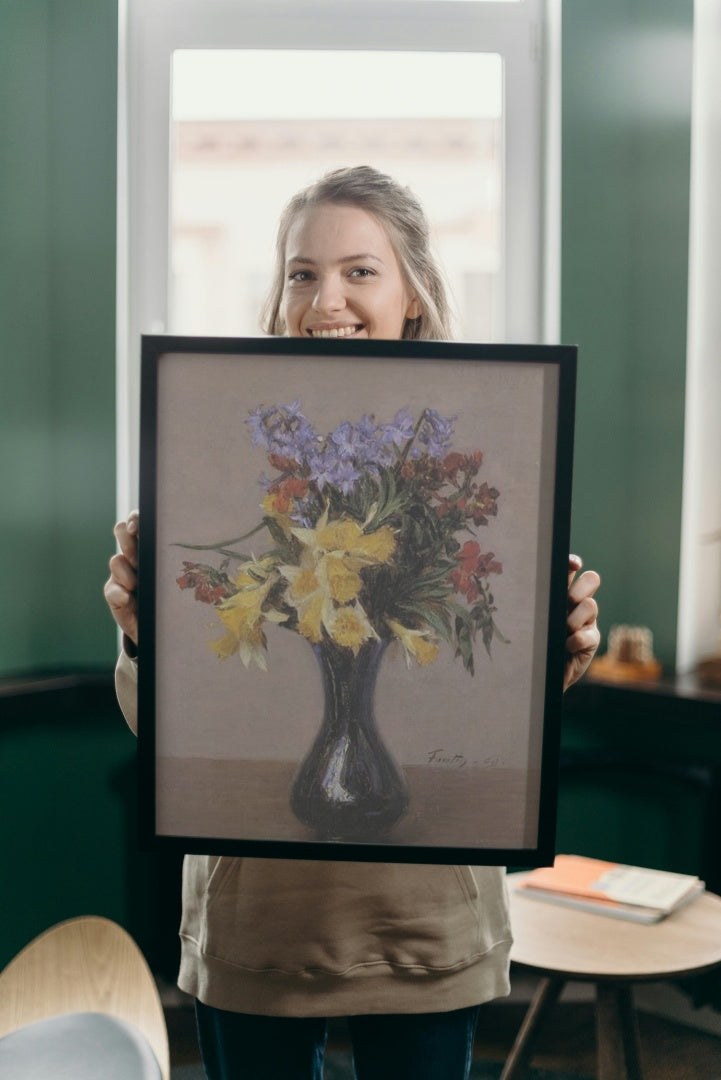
[321,554,363,604]
[291,509,396,568]
[387,618,440,667]
[281,509,395,649]
[296,592,326,644]
[209,560,287,668]
[211,623,269,669]
[278,558,330,644]
[325,602,379,654]
[279,550,377,650]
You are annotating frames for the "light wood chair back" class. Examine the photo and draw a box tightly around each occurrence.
[0,915,170,1080]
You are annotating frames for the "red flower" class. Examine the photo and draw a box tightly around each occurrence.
[464,482,499,526]
[267,475,309,514]
[176,562,232,604]
[450,541,502,601]
[268,453,301,475]
[442,452,466,483]
[450,565,479,602]
[400,456,447,488]
[442,450,483,483]
[456,540,483,571]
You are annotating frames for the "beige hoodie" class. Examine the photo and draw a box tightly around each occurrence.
[116,650,512,1016]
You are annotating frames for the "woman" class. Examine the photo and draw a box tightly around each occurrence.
[106,166,601,1080]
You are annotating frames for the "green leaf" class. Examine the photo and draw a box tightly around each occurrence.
[263,515,291,548]
[396,600,453,644]
[417,604,454,642]
[454,622,475,675]
[173,520,268,552]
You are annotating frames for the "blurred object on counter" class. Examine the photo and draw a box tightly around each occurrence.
[590,624,662,683]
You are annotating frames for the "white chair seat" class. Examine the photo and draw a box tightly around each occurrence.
[0,1011,162,1079]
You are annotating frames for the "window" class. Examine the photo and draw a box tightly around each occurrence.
[118,0,557,509]
[170,49,503,340]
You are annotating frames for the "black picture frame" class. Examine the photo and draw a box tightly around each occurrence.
[138,335,576,866]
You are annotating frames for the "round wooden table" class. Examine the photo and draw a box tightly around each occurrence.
[503,872,721,1080]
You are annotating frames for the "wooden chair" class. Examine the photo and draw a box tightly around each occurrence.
[0,915,169,1079]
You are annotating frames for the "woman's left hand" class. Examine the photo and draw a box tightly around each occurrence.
[564,555,601,691]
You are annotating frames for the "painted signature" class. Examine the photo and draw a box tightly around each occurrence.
[426,748,501,769]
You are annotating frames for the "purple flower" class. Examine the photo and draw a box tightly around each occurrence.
[328,416,393,470]
[247,405,277,448]
[246,404,318,464]
[419,408,455,459]
[331,459,364,494]
[308,450,362,494]
[329,421,361,459]
[380,408,415,447]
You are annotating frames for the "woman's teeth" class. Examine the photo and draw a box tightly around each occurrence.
[310,325,360,338]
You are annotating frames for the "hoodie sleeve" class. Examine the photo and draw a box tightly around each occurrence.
[115,644,139,736]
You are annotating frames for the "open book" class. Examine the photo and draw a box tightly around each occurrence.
[516,854,705,923]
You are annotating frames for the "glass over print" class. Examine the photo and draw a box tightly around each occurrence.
[138,337,576,864]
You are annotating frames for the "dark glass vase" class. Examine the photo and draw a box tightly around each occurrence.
[290,638,409,841]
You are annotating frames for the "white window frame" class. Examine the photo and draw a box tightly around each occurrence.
[117,0,559,512]
[676,0,721,674]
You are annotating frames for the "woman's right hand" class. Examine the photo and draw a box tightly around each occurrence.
[104,510,139,646]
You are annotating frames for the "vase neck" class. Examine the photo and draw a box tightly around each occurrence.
[312,639,387,728]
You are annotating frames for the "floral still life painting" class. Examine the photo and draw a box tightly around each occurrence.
[175,402,508,841]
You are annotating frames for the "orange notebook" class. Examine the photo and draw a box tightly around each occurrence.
[517,855,704,923]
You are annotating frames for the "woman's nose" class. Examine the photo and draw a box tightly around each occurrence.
[312,274,345,314]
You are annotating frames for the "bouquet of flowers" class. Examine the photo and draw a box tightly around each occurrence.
[177,402,506,674]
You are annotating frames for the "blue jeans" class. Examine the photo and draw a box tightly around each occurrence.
[195,1000,481,1080]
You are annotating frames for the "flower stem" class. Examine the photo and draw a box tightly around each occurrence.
[397,409,428,467]
[173,521,268,553]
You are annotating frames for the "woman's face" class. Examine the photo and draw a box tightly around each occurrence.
[281,203,421,340]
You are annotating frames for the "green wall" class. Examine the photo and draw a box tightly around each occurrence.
[0,0,118,675]
[563,0,693,669]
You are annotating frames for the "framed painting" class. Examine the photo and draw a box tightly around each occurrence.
[137,336,576,865]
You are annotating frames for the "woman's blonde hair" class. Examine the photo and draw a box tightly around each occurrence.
[261,165,454,341]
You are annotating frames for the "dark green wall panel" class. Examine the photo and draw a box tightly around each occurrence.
[0,683,183,976]
[0,3,54,668]
[0,0,118,674]
[562,1,693,669]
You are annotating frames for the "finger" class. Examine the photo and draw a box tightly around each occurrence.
[103,579,139,642]
[566,594,599,634]
[566,623,601,656]
[113,519,139,568]
[103,577,132,613]
[567,553,583,588]
[108,552,137,593]
[568,568,601,607]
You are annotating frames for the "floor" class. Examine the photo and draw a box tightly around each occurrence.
[165,988,721,1079]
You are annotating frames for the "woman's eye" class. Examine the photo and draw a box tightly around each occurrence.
[349,267,375,279]
[288,269,313,283]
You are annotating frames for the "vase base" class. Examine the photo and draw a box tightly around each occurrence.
[290,795,409,844]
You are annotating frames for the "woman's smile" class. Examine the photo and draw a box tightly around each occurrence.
[306,323,364,338]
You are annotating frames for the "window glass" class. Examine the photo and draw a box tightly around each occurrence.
[170,50,503,341]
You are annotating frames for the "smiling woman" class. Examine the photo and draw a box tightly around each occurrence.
[106,157,599,1076]
[263,167,452,342]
